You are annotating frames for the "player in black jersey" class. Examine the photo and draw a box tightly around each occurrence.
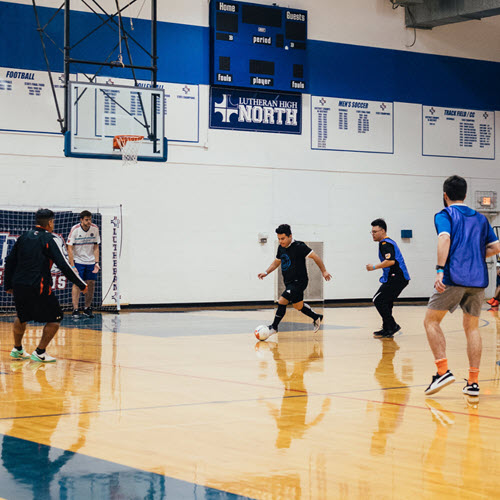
[4,209,88,363]
[258,224,332,337]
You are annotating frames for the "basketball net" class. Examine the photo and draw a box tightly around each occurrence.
[113,135,144,165]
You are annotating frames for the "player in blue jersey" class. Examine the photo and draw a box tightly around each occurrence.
[424,175,500,397]
[366,218,410,339]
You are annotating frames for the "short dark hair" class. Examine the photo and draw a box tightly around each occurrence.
[35,208,55,227]
[371,218,387,232]
[443,175,467,201]
[80,210,92,219]
[275,224,292,236]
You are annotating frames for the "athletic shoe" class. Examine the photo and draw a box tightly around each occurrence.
[313,314,323,333]
[424,370,455,395]
[30,351,56,363]
[374,324,401,339]
[267,326,277,338]
[10,348,31,360]
[487,298,499,306]
[82,307,94,318]
[462,380,480,396]
[72,309,80,319]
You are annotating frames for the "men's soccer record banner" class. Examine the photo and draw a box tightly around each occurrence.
[0,210,102,312]
[210,87,302,134]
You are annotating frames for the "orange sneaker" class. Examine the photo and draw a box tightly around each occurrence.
[487,298,499,306]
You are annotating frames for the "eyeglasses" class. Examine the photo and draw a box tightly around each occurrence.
[370,229,382,234]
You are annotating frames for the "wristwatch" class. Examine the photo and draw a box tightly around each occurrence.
[435,265,445,271]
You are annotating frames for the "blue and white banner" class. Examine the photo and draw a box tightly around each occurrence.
[422,105,495,159]
[210,87,302,134]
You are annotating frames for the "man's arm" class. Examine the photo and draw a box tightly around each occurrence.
[93,243,100,273]
[486,241,500,259]
[67,244,75,267]
[258,259,281,279]
[308,251,332,281]
[434,233,451,293]
[366,241,395,272]
[366,259,396,271]
[47,236,87,291]
[4,239,19,292]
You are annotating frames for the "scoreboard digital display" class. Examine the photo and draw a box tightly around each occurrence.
[209,1,308,92]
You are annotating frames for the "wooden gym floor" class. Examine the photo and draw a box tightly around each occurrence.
[0,303,500,499]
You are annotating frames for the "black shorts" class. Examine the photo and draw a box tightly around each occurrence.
[281,281,308,304]
[13,286,63,323]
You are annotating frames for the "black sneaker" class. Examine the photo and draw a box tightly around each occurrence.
[462,380,479,396]
[424,370,455,395]
[72,309,79,319]
[374,324,401,338]
[82,307,94,318]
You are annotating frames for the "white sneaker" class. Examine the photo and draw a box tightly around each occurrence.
[10,348,31,360]
[267,326,277,338]
[313,314,323,333]
[30,350,56,363]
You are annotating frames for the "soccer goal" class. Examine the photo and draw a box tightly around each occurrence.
[0,205,122,314]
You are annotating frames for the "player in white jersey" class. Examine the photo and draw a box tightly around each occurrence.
[67,210,101,318]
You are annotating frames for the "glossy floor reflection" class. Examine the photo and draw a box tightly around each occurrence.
[1,305,500,499]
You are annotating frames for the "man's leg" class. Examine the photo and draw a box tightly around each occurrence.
[85,280,95,308]
[37,322,60,350]
[13,317,27,348]
[423,308,455,394]
[424,308,448,360]
[270,296,289,332]
[463,313,481,390]
[72,284,81,311]
[373,283,394,331]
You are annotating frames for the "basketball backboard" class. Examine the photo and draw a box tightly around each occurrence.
[65,81,167,161]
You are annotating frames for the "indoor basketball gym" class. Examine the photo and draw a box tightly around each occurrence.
[1,1,500,499]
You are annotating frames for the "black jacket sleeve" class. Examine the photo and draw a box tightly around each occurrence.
[46,235,87,290]
[3,238,19,290]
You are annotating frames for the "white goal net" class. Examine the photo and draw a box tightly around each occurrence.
[0,205,121,313]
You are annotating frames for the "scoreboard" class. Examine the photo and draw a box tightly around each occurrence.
[209,0,307,92]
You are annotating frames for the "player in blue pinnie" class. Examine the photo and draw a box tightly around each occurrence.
[258,224,332,338]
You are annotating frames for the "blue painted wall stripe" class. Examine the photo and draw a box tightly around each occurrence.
[1,1,499,109]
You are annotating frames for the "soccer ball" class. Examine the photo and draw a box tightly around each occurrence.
[254,325,270,341]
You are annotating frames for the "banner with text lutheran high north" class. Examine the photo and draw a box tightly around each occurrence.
[209,87,302,134]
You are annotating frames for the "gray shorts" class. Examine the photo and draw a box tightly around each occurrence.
[427,286,485,317]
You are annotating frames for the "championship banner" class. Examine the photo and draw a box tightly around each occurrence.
[422,105,495,159]
[311,96,394,153]
[210,87,302,134]
[0,210,103,313]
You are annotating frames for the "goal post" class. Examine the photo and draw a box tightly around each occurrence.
[0,205,122,314]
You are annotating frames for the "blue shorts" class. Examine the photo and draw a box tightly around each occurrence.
[75,263,96,281]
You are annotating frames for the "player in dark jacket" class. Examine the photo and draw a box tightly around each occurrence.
[4,209,87,362]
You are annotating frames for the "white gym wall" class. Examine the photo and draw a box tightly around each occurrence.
[0,0,499,305]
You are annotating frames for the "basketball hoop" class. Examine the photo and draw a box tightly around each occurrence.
[113,135,144,165]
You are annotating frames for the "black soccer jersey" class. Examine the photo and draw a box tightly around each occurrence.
[276,240,312,285]
[378,240,406,281]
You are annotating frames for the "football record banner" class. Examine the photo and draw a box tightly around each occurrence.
[311,96,394,154]
[0,67,65,134]
[422,105,495,159]
[210,87,302,134]
[0,210,103,312]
